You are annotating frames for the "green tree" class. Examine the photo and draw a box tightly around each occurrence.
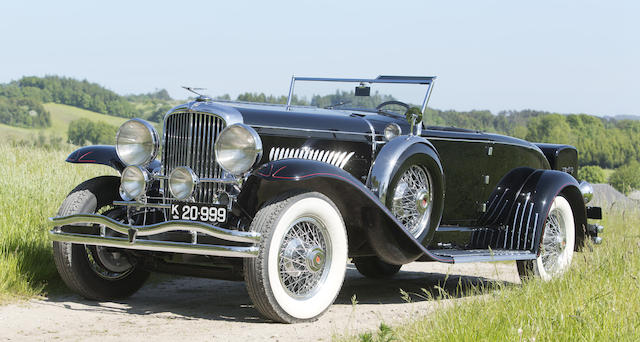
[578,165,606,184]
[609,161,640,195]
[149,104,172,123]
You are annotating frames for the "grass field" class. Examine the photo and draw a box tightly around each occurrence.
[0,143,116,302]
[345,211,639,341]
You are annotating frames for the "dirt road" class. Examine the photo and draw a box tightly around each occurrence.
[0,262,520,341]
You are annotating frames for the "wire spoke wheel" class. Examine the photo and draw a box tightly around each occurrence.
[517,195,575,281]
[278,217,331,298]
[391,165,433,237]
[540,207,570,276]
[244,192,348,323]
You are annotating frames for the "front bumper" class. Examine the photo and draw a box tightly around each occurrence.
[48,214,260,258]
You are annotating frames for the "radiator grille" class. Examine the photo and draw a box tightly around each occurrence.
[163,112,225,203]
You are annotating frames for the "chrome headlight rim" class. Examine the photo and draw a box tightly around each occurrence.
[579,180,594,204]
[120,165,150,201]
[214,123,263,175]
[384,123,402,141]
[116,118,160,167]
[168,166,199,201]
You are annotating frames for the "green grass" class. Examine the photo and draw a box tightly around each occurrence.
[0,143,116,302]
[43,103,129,136]
[344,212,640,341]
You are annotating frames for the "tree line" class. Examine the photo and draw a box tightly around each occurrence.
[0,96,50,128]
[2,75,639,190]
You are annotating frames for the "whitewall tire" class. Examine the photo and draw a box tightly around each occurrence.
[244,192,348,323]
[517,195,575,281]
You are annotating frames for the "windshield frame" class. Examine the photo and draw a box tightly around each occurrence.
[286,75,436,121]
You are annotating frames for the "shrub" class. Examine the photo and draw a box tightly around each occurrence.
[67,118,117,146]
[609,161,640,195]
[578,165,606,184]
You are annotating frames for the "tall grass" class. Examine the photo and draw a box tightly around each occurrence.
[345,210,640,341]
[0,143,115,301]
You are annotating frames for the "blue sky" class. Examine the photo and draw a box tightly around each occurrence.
[0,0,637,116]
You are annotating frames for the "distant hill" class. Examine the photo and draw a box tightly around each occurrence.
[0,103,129,144]
[1,76,140,118]
[44,103,129,133]
[610,114,640,121]
[0,76,176,130]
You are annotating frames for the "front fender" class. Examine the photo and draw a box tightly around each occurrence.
[237,159,453,265]
[65,145,160,174]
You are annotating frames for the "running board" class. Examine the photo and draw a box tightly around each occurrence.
[429,249,537,263]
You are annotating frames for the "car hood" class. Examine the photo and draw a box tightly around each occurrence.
[208,101,410,136]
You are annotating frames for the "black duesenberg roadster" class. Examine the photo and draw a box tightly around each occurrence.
[49,76,603,323]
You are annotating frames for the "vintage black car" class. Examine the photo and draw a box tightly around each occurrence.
[49,76,603,323]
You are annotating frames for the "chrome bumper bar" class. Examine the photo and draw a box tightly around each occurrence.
[48,214,260,258]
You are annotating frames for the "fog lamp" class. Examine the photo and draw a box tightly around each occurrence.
[120,166,149,200]
[169,166,198,200]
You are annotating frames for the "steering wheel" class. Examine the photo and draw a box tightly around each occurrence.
[376,100,410,112]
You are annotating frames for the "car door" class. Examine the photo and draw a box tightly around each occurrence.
[423,129,491,225]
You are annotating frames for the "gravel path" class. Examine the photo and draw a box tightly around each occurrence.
[0,262,520,341]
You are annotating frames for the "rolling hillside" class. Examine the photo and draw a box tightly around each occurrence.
[0,103,129,144]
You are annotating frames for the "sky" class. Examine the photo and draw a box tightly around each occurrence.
[0,0,638,116]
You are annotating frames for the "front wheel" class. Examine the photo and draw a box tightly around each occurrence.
[244,192,348,323]
[517,195,575,281]
[52,176,149,300]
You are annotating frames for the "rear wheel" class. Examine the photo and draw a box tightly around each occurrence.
[517,196,575,281]
[353,256,401,278]
[244,192,348,323]
[52,176,149,300]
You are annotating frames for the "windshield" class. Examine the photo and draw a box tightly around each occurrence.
[287,76,435,116]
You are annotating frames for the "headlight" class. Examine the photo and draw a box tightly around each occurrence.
[384,123,402,141]
[169,166,198,200]
[579,181,593,204]
[120,166,149,200]
[214,123,262,175]
[116,118,159,166]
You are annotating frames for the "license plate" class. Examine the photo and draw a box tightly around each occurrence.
[171,202,227,224]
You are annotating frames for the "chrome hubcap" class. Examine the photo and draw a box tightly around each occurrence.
[306,248,325,272]
[278,217,331,298]
[392,165,433,237]
[96,247,132,273]
[415,189,430,214]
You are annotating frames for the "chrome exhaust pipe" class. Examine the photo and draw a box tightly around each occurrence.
[588,223,604,235]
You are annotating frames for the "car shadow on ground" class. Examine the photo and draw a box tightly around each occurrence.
[42,264,518,324]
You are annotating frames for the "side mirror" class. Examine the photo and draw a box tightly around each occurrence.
[355,84,370,97]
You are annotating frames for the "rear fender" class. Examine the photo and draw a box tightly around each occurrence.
[237,159,453,265]
[366,135,445,247]
[479,168,586,253]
